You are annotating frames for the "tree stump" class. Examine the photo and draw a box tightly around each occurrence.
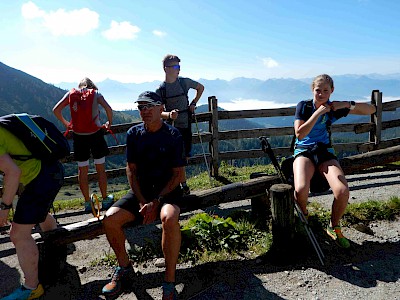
[270,183,295,251]
[250,172,271,219]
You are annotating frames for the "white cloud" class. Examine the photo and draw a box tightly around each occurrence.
[262,57,279,68]
[21,2,99,36]
[152,30,166,37]
[102,21,140,40]
[21,1,45,19]
[218,98,294,111]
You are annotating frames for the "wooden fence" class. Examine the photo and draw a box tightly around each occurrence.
[60,89,400,184]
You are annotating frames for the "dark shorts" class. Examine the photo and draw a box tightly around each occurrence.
[294,144,336,193]
[112,187,184,222]
[73,129,110,162]
[176,127,192,158]
[14,161,64,225]
[296,147,337,166]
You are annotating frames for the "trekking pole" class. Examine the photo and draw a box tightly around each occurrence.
[193,111,213,185]
[259,136,325,266]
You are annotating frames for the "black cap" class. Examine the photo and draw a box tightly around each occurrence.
[136,91,164,105]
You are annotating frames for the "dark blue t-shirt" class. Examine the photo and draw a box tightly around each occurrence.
[126,122,185,192]
[294,100,349,151]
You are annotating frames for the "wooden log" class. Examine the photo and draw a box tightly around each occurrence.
[270,183,295,250]
[340,145,400,174]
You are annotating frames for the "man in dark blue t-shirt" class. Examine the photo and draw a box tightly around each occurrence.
[102,91,185,299]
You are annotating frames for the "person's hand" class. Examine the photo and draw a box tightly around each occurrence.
[104,121,111,130]
[189,102,196,113]
[170,109,178,120]
[139,200,159,224]
[0,210,10,227]
[316,103,331,115]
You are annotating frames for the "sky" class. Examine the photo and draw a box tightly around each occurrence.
[1,0,400,86]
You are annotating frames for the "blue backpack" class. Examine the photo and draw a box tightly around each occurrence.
[0,113,71,163]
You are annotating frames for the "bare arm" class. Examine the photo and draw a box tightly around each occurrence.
[126,162,147,206]
[330,101,376,115]
[189,83,204,113]
[52,94,70,129]
[192,83,204,105]
[97,95,113,129]
[0,154,21,226]
[157,166,184,198]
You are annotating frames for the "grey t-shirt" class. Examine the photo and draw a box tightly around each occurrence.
[156,77,198,128]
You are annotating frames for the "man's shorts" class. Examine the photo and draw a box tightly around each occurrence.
[176,127,192,158]
[14,161,64,225]
[112,187,184,223]
[73,129,110,162]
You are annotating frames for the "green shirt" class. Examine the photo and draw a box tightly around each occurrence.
[0,126,41,186]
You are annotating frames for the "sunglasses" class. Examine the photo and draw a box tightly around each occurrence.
[166,65,180,70]
[137,103,158,111]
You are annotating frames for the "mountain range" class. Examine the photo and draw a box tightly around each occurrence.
[55,73,400,111]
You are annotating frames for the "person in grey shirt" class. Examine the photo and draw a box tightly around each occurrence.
[156,54,204,195]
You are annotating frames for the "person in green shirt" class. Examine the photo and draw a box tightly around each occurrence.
[0,126,64,300]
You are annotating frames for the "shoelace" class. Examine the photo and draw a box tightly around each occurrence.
[334,227,345,238]
[111,267,125,282]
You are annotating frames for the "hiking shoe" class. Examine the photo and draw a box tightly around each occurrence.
[162,282,178,300]
[181,183,190,195]
[2,284,44,300]
[102,265,133,296]
[102,194,114,210]
[327,225,351,249]
[84,201,92,213]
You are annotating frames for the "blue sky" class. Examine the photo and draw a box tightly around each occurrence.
[1,0,399,86]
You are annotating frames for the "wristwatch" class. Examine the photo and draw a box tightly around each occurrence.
[0,203,12,210]
[155,196,163,205]
[349,101,356,110]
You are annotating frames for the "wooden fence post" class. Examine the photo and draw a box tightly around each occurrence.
[370,89,382,146]
[270,183,295,250]
[208,96,219,177]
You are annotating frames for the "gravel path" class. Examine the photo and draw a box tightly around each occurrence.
[0,167,399,299]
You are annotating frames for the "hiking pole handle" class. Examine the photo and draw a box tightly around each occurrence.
[259,136,287,183]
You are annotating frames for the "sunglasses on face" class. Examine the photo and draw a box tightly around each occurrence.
[166,65,180,70]
[137,104,158,111]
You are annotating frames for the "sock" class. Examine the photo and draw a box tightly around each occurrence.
[162,281,175,293]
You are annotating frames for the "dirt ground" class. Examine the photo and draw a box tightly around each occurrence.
[1,167,399,299]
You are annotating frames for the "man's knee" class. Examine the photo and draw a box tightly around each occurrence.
[333,186,349,201]
[161,209,180,229]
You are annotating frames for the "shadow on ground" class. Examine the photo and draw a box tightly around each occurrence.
[35,230,399,299]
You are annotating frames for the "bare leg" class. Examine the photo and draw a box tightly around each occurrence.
[39,213,57,232]
[293,156,315,215]
[321,160,349,227]
[78,165,90,202]
[103,207,135,267]
[95,163,108,199]
[10,223,39,288]
[160,204,181,282]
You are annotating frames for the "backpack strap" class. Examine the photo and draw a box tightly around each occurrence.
[159,77,188,103]
[291,100,332,152]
